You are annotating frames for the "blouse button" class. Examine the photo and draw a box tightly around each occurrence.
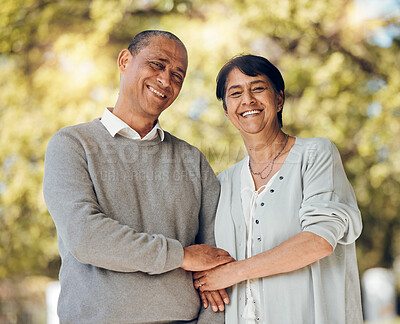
[260,202,264,206]
[257,237,261,241]
[270,189,274,193]
[279,176,284,180]
[255,219,259,224]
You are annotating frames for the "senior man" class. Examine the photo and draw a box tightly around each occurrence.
[43,30,232,324]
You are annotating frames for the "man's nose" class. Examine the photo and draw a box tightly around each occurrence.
[157,70,171,88]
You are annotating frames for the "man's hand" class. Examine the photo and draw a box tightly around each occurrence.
[181,244,234,271]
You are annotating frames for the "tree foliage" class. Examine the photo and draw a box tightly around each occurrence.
[1,0,399,280]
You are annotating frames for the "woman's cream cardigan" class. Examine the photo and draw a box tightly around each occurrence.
[215,137,363,324]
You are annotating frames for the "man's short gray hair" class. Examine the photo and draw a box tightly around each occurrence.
[128,30,187,57]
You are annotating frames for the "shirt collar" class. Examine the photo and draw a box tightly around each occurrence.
[100,107,165,141]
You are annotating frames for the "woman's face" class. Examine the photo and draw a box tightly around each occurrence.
[224,68,283,136]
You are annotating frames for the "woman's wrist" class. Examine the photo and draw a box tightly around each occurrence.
[229,259,248,284]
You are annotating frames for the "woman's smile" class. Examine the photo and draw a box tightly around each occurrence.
[240,109,262,117]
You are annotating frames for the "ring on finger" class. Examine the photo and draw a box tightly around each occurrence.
[197,279,203,287]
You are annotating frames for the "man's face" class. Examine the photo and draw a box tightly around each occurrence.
[120,37,188,120]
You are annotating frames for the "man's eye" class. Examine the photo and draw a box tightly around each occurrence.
[173,73,183,82]
[150,62,163,69]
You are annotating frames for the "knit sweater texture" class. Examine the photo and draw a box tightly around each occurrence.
[43,118,223,324]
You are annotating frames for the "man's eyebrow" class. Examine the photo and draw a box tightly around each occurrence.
[158,58,186,75]
[227,80,267,92]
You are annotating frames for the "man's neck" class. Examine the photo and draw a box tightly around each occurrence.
[112,101,158,139]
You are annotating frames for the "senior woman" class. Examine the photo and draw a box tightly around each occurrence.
[193,55,363,323]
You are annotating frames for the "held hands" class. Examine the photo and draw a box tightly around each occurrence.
[192,260,241,312]
[181,244,235,312]
[181,244,235,271]
[198,289,230,312]
[194,264,235,313]
[193,261,240,292]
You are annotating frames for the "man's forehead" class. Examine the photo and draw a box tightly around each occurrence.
[144,39,187,71]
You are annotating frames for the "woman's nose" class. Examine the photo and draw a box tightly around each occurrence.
[242,91,255,105]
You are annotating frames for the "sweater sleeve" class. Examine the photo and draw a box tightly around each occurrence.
[43,131,184,274]
[195,153,221,246]
[299,139,362,249]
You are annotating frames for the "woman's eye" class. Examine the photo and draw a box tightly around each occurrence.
[252,87,265,92]
[230,92,242,97]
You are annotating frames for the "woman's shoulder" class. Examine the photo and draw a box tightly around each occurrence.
[217,157,247,182]
[292,136,345,171]
[293,136,338,157]
[295,136,334,149]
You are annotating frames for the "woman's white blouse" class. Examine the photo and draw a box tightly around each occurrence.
[240,156,279,323]
[215,137,363,324]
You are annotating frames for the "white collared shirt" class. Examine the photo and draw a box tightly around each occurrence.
[241,156,279,323]
[100,107,165,141]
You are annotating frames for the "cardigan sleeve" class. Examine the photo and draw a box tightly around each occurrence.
[43,130,184,274]
[299,139,362,249]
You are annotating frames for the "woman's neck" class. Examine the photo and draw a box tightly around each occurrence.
[243,128,287,164]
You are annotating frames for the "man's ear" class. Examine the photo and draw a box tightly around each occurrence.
[117,49,131,74]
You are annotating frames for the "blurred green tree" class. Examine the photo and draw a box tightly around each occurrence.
[0,0,399,281]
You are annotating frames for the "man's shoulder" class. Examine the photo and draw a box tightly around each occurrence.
[51,118,103,141]
[163,131,202,154]
[47,118,105,153]
[55,118,101,136]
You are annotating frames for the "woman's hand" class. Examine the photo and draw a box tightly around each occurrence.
[198,289,230,312]
[193,261,242,292]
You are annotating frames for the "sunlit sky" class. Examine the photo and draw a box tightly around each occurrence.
[354,0,400,47]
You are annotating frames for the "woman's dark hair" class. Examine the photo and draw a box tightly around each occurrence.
[216,54,285,128]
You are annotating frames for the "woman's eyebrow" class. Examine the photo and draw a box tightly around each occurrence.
[249,80,268,86]
[227,84,242,92]
[227,80,267,92]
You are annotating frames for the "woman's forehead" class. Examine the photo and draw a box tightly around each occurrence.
[226,68,270,86]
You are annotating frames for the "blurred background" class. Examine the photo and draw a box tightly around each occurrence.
[0,0,399,323]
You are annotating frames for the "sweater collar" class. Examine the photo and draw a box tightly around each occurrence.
[100,107,165,141]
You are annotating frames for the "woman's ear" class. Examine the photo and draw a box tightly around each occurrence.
[277,90,284,109]
[117,49,131,74]
[225,110,229,119]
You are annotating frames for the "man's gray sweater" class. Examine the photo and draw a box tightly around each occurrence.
[43,118,223,324]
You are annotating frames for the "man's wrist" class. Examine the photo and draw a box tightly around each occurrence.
[181,246,188,269]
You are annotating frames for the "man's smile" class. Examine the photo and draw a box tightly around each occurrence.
[148,85,166,98]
